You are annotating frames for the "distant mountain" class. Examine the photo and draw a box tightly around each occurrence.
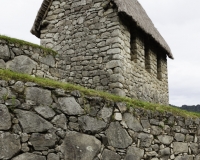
[181,105,200,112]
[170,104,200,112]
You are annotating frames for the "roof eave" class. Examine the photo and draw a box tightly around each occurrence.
[30,0,53,38]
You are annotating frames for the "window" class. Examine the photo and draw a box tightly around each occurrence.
[157,54,162,80]
[145,43,151,73]
[130,36,137,63]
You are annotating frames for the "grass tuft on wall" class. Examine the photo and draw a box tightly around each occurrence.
[0,34,57,56]
[0,69,199,118]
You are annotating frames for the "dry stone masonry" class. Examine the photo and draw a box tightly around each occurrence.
[0,39,70,81]
[0,0,177,159]
[31,0,174,105]
[0,79,200,160]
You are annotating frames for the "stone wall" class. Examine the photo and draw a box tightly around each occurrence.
[0,39,70,81]
[0,78,200,160]
[118,23,169,104]
[39,0,169,104]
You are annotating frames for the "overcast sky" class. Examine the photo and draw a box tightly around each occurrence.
[0,0,200,107]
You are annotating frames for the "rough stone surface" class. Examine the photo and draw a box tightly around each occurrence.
[15,109,53,133]
[173,142,188,155]
[106,122,132,148]
[29,133,57,150]
[125,146,144,160]
[0,76,199,159]
[34,106,56,119]
[102,149,121,160]
[98,106,113,123]
[0,104,11,130]
[0,45,10,60]
[6,55,37,74]
[58,97,84,115]
[51,114,67,129]
[0,132,21,159]
[26,87,53,106]
[123,113,143,131]
[157,135,173,145]
[61,131,101,160]
[12,153,46,160]
[78,115,107,133]
[47,153,59,160]
[138,133,153,148]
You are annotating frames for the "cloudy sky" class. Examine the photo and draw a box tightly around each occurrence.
[0,0,200,107]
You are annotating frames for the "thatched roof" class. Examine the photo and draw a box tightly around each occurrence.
[31,0,53,38]
[31,0,174,59]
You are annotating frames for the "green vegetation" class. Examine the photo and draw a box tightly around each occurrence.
[0,34,57,56]
[0,69,200,118]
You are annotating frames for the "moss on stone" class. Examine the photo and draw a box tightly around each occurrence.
[0,69,199,118]
[0,35,57,56]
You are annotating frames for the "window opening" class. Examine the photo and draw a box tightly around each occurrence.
[157,54,162,80]
[145,43,151,73]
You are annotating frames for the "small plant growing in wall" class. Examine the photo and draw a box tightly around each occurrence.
[2,93,9,101]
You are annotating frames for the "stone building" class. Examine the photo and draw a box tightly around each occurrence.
[31,0,174,104]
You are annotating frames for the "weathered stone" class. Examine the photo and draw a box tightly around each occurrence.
[116,102,127,113]
[21,143,29,152]
[12,48,23,55]
[157,135,173,145]
[26,87,53,105]
[175,155,193,160]
[47,153,59,160]
[78,115,107,133]
[110,74,125,83]
[159,147,171,156]
[5,98,21,107]
[106,122,132,148]
[195,154,200,160]
[6,55,37,74]
[12,153,46,160]
[98,106,113,123]
[40,54,55,67]
[58,97,84,115]
[0,86,8,102]
[174,133,185,142]
[106,60,122,69]
[15,109,53,133]
[0,59,6,68]
[12,81,25,93]
[141,119,151,129]
[21,133,29,142]
[0,132,21,159]
[29,132,57,150]
[190,143,198,154]
[51,114,67,129]
[138,133,153,148]
[0,45,10,60]
[151,125,162,135]
[102,149,121,160]
[125,146,144,160]
[61,131,101,160]
[123,113,143,131]
[0,104,11,130]
[114,112,122,121]
[146,151,157,157]
[173,142,188,155]
[34,106,56,119]
[69,122,80,131]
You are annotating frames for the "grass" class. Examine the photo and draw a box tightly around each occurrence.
[0,34,57,56]
[0,69,200,118]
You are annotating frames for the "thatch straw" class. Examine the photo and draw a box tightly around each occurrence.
[113,0,173,59]
[30,0,53,38]
[30,0,174,59]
